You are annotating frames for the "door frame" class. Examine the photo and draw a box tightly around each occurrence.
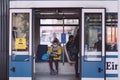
[32,8,82,80]
[9,9,32,80]
[81,8,106,80]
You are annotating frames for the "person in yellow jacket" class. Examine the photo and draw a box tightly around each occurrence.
[47,39,62,75]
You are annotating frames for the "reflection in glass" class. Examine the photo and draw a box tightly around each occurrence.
[64,19,79,24]
[40,19,63,24]
[106,13,118,51]
[12,13,29,55]
[84,13,102,61]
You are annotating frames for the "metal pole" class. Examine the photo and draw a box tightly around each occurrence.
[62,15,65,65]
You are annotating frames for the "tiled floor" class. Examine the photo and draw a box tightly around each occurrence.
[35,63,79,80]
[35,73,79,80]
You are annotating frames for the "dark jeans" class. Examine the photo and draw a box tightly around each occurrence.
[75,55,79,76]
[49,56,59,71]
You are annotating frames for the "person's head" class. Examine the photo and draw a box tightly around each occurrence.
[54,38,59,42]
[69,35,74,41]
[52,39,59,47]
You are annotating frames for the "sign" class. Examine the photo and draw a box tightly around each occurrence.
[61,33,66,43]
[15,38,26,49]
[106,52,118,78]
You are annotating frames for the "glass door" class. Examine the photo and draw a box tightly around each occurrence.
[9,9,32,80]
[81,8,105,80]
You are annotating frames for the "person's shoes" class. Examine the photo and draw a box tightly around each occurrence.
[54,70,58,75]
[75,73,79,78]
[50,70,55,75]
[50,70,59,75]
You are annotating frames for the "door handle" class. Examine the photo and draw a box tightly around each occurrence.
[98,67,103,73]
[10,67,16,72]
[24,58,29,61]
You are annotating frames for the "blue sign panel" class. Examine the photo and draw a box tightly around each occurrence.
[61,33,66,43]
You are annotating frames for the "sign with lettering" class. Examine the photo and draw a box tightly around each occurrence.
[15,38,26,49]
[106,52,118,78]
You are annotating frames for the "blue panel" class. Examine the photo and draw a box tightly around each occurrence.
[106,74,118,77]
[12,55,29,61]
[106,55,118,58]
[9,56,32,77]
[81,56,105,78]
[61,33,66,43]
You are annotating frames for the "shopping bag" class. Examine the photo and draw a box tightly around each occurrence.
[42,53,50,60]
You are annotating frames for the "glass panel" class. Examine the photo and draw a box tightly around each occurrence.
[40,19,63,24]
[12,13,29,61]
[106,13,118,51]
[64,26,79,44]
[40,19,79,25]
[40,26,63,47]
[84,13,102,61]
[64,19,79,24]
[40,26,78,46]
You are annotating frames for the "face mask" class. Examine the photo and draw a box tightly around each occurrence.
[53,44,57,47]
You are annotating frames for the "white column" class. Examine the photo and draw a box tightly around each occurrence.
[118,0,120,80]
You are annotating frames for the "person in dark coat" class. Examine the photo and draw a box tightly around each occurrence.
[66,35,76,61]
[74,29,80,77]
[94,34,102,51]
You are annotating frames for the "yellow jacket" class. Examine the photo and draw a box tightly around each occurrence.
[47,45,62,60]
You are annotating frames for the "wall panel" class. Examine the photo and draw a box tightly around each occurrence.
[0,0,9,80]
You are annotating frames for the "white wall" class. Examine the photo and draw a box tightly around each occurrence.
[10,1,118,12]
[118,0,120,80]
